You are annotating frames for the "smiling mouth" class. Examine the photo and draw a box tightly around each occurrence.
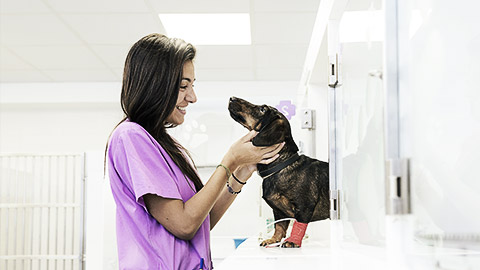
[176,106,186,112]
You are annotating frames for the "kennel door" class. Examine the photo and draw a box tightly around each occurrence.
[0,154,85,270]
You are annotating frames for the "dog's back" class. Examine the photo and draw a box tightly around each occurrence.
[262,155,330,224]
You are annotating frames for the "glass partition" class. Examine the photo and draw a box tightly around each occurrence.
[397,0,480,248]
[339,41,385,246]
[328,0,386,249]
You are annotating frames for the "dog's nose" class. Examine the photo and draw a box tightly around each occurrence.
[229,97,237,103]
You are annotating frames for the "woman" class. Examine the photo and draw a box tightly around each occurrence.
[107,33,284,270]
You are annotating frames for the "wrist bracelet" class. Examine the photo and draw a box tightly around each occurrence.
[232,173,247,185]
[216,164,231,180]
[226,180,241,195]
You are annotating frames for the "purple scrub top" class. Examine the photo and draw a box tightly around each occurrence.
[107,120,212,270]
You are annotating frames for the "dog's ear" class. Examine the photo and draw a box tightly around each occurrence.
[252,118,288,146]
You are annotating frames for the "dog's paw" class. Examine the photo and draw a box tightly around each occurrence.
[260,238,281,247]
[281,240,300,248]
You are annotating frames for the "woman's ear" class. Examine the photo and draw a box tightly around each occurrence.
[252,118,286,146]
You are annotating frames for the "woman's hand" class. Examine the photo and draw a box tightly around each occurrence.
[222,130,284,171]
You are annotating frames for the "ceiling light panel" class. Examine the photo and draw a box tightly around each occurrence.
[159,13,251,45]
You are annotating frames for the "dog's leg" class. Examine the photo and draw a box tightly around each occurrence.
[281,221,308,248]
[260,220,289,247]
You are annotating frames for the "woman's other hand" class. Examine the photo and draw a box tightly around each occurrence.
[222,130,284,171]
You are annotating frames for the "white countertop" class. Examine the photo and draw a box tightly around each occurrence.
[214,237,480,270]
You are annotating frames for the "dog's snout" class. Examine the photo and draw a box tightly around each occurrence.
[228,97,240,113]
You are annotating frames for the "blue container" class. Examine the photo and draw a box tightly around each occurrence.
[233,238,247,249]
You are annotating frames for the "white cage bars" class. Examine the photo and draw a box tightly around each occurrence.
[0,154,85,270]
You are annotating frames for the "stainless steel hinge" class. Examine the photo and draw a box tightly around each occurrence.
[328,54,342,88]
[330,189,341,220]
[385,158,411,215]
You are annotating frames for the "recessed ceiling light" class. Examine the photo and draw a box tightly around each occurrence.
[158,13,251,45]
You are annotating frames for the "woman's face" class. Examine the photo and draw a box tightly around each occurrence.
[166,60,197,125]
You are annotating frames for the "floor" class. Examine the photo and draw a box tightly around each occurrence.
[214,237,480,270]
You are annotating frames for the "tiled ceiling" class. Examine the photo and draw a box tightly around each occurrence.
[0,0,321,82]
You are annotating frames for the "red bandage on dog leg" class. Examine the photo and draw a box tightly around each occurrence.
[285,221,308,247]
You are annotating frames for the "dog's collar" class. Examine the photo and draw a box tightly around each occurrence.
[258,153,300,179]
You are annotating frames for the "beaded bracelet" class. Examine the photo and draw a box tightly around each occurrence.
[216,164,231,180]
[232,173,247,185]
[226,180,241,195]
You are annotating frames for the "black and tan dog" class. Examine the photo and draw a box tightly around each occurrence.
[228,96,330,248]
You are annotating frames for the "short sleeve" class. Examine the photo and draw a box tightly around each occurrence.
[109,127,182,208]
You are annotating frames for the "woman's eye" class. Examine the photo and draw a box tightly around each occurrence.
[180,86,187,90]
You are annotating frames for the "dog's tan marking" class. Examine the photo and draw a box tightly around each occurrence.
[234,112,257,130]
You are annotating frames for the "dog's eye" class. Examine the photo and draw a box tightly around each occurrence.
[259,106,266,113]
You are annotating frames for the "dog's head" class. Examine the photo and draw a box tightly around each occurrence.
[228,96,292,147]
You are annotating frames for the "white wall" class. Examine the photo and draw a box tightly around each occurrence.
[0,83,124,154]
[295,83,329,162]
[0,81,305,154]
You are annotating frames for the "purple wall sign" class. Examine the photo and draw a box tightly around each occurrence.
[275,100,296,120]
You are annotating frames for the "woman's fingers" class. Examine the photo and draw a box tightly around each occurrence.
[241,130,258,142]
[258,154,280,164]
[261,142,284,157]
[229,131,285,167]
[253,142,284,164]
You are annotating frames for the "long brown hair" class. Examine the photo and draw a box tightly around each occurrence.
[110,33,203,191]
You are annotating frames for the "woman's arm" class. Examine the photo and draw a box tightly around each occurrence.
[144,131,283,240]
[144,163,235,240]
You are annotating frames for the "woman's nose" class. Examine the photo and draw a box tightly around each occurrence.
[186,87,197,103]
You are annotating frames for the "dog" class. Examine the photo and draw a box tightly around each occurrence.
[228,96,330,248]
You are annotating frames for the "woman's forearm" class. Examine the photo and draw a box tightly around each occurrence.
[209,166,253,229]
[209,176,243,229]
[145,160,238,240]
